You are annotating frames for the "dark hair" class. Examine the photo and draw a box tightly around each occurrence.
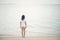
[21,15,25,20]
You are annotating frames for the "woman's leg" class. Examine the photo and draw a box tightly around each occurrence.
[23,28,25,37]
[22,27,24,37]
[21,27,26,38]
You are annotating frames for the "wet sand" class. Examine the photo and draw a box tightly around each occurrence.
[0,34,60,40]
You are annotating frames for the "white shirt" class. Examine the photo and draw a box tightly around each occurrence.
[20,20,26,27]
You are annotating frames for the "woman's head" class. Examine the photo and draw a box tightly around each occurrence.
[21,15,25,20]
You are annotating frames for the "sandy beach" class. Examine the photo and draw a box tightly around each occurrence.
[0,34,60,40]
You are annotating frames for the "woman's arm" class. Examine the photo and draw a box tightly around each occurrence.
[25,21,27,28]
[20,22,21,28]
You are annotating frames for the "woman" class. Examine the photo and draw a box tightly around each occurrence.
[20,15,27,38]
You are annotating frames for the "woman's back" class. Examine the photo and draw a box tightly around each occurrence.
[20,20,26,27]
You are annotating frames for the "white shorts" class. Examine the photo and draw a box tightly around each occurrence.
[21,24,26,27]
